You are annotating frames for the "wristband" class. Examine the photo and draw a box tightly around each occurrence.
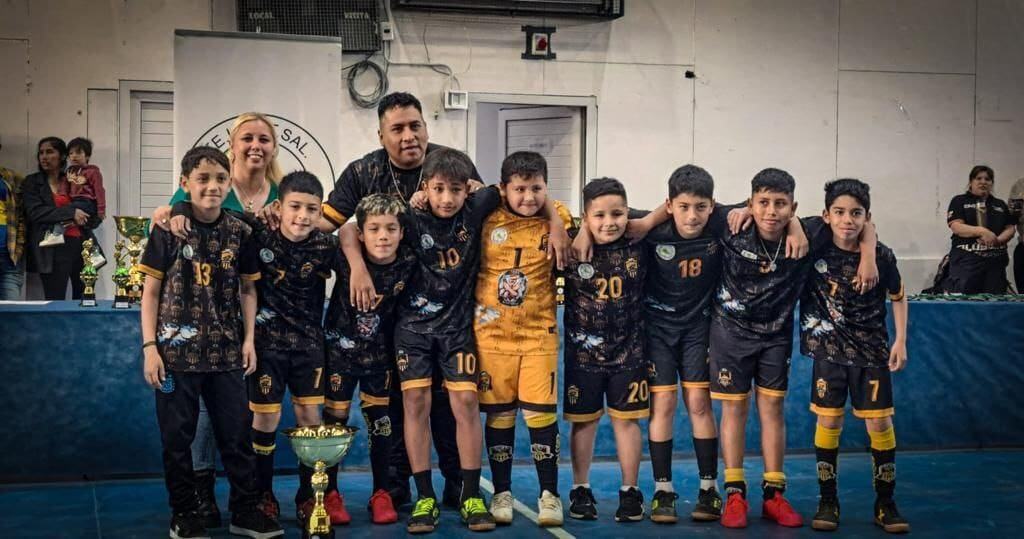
[142,340,157,350]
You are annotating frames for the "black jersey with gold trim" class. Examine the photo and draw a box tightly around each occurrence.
[397,185,501,334]
[946,193,1011,257]
[800,240,903,368]
[714,217,829,340]
[252,226,342,352]
[324,247,417,374]
[643,205,731,329]
[138,212,260,373]
[563,236,647,373]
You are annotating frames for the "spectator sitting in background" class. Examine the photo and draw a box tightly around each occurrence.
[938,165,1015,294]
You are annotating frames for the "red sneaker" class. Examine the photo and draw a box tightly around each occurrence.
[762,491,804,527]
[721,492,749,528]
[368,489,399,524]
[324,490,352,525]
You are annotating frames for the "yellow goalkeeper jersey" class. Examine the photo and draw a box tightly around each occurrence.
[474,200,573,355]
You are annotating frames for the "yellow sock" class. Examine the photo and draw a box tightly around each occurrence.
[763,471,786,488]
[815,424,842,449]
[869,426,896,451]
[725,468,745,484]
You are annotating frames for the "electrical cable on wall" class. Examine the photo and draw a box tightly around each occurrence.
[345,55,389,109]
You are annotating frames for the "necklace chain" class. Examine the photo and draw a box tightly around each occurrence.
[758,235,783,270]
[235,178,266,212]
[389,162,423,204]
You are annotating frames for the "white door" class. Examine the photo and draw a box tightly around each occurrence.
[498,106,584,215]
[126,92,174,217]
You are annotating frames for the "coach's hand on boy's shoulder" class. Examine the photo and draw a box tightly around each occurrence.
[258,203,281,230]
[350,266,378,312]
[152,206,172,232]
[169,215,191,240]
[889,340,907,372]
[468,179,485,192]
[409,190,428,210]
[143,347,166,389]
[242,339,257,376]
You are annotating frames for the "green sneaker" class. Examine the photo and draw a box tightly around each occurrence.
[407,497,440,534]
[460,496,496,532]
[650,490,679,523]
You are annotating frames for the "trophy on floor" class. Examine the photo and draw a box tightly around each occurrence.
[112,216,150,308]
[284,424,358,539]
[79,238,98,307]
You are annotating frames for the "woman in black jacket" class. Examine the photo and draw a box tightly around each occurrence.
[23,137,93,299]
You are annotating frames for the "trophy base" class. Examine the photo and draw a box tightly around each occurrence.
[304,529,334,539]
[80,298,97,307]
[112,298,131,309]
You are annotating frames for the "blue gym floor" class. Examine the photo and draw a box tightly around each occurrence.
[1,449,1018,538]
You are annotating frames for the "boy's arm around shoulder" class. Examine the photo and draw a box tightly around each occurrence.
[339,221,376,312]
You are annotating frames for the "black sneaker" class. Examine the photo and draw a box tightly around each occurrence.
[615,487,645,522]
[407,496,441,534]
[170,511,209,539]
[874,498,910,534]
[228,509,283,539]
[691,487,723,521]
[442,478,463,510]
[388,478,413,508]
[812,496,840,531]
[460,496,497,532]
[650,490,679,524]
[568,486,598,520]
[194,470,221,529]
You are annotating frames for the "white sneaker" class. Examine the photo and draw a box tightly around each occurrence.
[39,226,65,247]
[490,490,514,525]
[537,489,564,527]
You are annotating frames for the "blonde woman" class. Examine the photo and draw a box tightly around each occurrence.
[149,112,284,528]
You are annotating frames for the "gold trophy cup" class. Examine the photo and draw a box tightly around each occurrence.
[79,239,98,307]
[284,425,358,539]
[112,216,150,308]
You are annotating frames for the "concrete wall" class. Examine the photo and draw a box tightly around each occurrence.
[2,0,1023,294]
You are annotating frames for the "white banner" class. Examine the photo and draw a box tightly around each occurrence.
[173,30,342,191]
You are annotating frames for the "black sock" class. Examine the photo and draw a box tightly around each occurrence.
[296,464,314,504]
[322,412,347,493]
[816,446,839,499]
[528,423,560,497]
[693,437,719,483]
[872,448,896,501]
[363,406,394,493]
[251,428,277,494]
[486,422,516,494]
[648,439,673,485]
[762,480,785,501]
[413,470,436,500]
[460,468,482,502]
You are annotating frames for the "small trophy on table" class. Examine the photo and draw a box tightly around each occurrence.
[284,424,357,539]
[79,238,98,307]
[112,216,150,308]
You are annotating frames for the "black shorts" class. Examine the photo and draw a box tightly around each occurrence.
[248,349,326,413]
[394,327,479,393]
[324,369,394,415]
[810,360,894,419]
[563,364,650,422]
[647,321,711,393]
[708,320,791,401]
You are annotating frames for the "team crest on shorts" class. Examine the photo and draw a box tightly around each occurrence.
[182,245,194,260]
[577,263,595,279]
[567,384,581,405]
[656,244,676,261]
[159,373,175,394]
[259,374,273,395]
[420,234,434,250]
[626,257,639,278]
[815,259,828,274]
[717,368,733,388]
[816,378,828,399]
[259,248,275,263]
[478,371,492,392]
[356,314,381,339]
[498,270,528,306]
[490,227,509,244]
[330,373,342,392]
[396,351,410,372]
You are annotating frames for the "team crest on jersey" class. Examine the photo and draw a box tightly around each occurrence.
[490,227,509,244]
[531,443,555,461]
[478,371,492,392]
[299,262,314,279]
[656,244,676,261]
[625,257,639,278]
[396,351,410,372]
[330,373,342,392]
[567,384,580,405]
[717,368,733,388]
[420,234,434,249]
[456,226,470,243]
[817,462,836,482]
[182,245,195,260]
[489,444,513,463]
[259,248,275,263]
[220,249,235,270]
[577,263,595,279]
[816,377,828,399]
[539,233,549,252]
[815,259,828,274]
[498,270,528,306]
[875,463,896,483]
[393,280,405,294]
[259,374,273,395]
